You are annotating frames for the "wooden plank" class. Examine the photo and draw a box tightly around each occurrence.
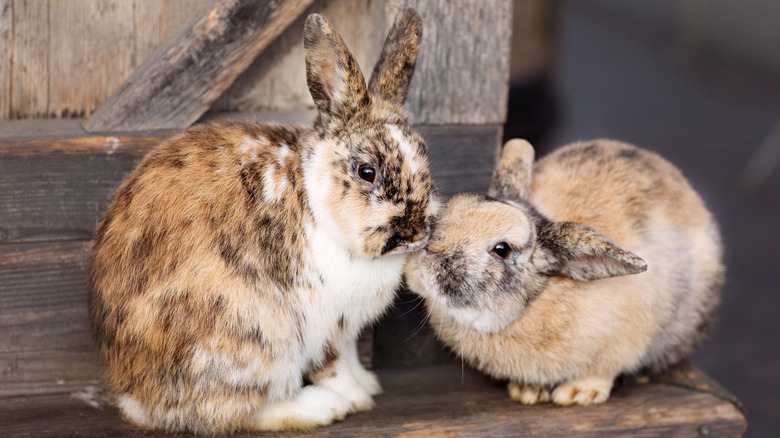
[0,0,11,120]
[82,0,136,119]
[11,0,49,120]
[0,133,165,243]
[385,0,514,125]
[214,0,514,125]
[48,0,87,119]
[159,0,209,42]
[211,0,387,114]
[134,0,206,68]
[83,0,316,133]
[0,123,500,244]
[0,364,746,437]
[0,241,100,397]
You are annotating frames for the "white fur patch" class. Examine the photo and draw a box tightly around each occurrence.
[262,166,288,204]
[254,385,351,431]
[387,124,421,173]
[117,394,153,427]
[239,136,267,157]
[277,143,291,166]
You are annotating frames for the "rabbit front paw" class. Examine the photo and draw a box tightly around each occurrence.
[253,386,351,431]
[351,363,382,396]
[551,377,613,406]
[317,368,376,412]
[507,382,551,405]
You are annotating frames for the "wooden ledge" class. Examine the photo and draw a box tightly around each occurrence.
[0,362,746,437]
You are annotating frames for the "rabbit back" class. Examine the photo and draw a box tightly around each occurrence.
[528,140,724,371]
[88,121,319,431]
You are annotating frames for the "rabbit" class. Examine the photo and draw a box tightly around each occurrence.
[87,8,438,434]
[405,138,724,406]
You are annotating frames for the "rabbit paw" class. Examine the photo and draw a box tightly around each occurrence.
[507,382,551,405]
[317,370,376,412]
[253,386,351,431]
[551,377,613,406]
[351,364,382,396]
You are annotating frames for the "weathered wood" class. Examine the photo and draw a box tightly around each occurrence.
[135,0,206,67]
[0,0,11,119]
[0,0,206,121]
[0,122,500,244]
[83,0,316,132]
[386,0,514,125]
[215,0,514,125]
[0,241,100,398]
[47,1,136,119]
[48,1,88,118]
[84,1,137,119]
[11,0,49,119]
[0,134,165,243]
[0,364,746,437]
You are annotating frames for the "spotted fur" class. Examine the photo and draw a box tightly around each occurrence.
[406,138,724,406]
[88,9,436,434]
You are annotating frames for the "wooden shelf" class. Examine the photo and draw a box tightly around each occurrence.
[0,362,745,437]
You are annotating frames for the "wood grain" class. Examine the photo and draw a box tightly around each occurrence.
[0,241,100,398]
[0,133,165,243]
[0,364,746,437]
[214,0,514,125]
[135,0,205,68]
[11,0,49,119]
[83,0,316,132]
[48,1,87,118]
[83,1,136,118]
[0,0,11,119]
[385,0,514,125]
[0,123,499,244]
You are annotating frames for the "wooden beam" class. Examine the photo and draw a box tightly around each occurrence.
[0,240,99,398]
[0,363,746,437]
[82,0,315,133]
[0,123,500,244]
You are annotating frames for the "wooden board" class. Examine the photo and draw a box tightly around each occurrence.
[0,240,100,398]
[386,0,514,125]
[10,0,49,119]
[0,363,746,437]
[0,117,500,396]
[0,134,164,243]
[0,123,500,245]
[0,0,11,119]
[214,0,514,125]
[83,0,316,132]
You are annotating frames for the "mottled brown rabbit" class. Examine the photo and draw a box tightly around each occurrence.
[88,9,438,434]
[405,139,723,406]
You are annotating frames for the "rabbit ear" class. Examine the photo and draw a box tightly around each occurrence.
[532,221,648,281]
[367,8,423,106]
[488,139,536,201]
[304,14,368,121]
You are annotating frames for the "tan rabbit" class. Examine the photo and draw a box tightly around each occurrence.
[87,9,438,434]
[405,138,723,406]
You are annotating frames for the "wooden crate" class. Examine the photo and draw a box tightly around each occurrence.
[0,0,746,436]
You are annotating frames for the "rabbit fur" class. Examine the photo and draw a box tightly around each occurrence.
[87,9,438,434]
[405,138,723,406]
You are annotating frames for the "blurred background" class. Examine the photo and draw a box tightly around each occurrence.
[506,1,780,436]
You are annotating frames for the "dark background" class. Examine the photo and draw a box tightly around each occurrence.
[511,2,780,437]
[378,1,778,437]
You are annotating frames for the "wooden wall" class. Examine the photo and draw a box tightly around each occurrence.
[0,0,512,125]
[0,0,513,396]
[0,0,203,120]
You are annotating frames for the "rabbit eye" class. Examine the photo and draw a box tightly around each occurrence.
[357,164,376,184]
[490,242,512,260]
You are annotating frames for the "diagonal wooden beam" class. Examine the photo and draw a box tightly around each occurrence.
[83,0,315,133]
